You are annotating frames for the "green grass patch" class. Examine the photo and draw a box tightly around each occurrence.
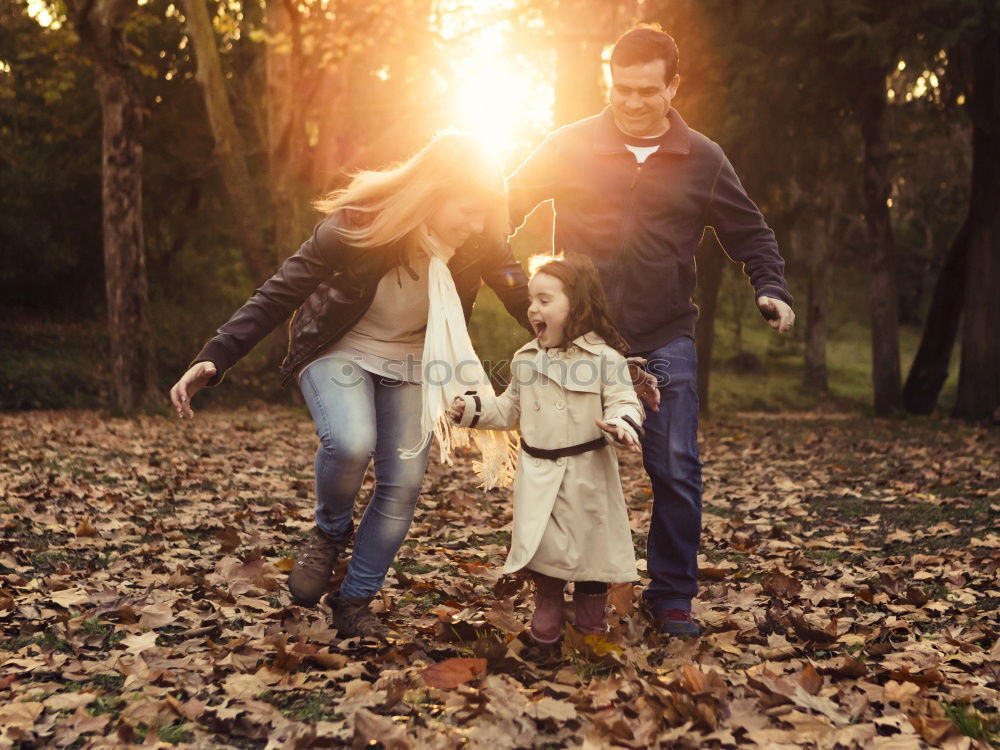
[394,560,437,576]
[158,721,195,745]
[87,694,126,717]
[466,531,509,548]
[944,702,1000,745]
[260,690,345,723]
[89,673,125,691]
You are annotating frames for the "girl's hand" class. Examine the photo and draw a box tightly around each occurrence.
[596,419,642,454]
[169,361,217,419]
[447,397,465,423]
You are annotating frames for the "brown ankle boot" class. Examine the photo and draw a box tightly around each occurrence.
[530,573,566,645]
[573,590,609,635]
[327,594,386,639]
[288,526,351,606]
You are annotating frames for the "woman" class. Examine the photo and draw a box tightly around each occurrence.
[169,133,531,638]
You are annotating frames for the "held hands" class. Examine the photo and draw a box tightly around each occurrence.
[169,361,217,419]
[626,357,660,412]
[596,419,642,455]
[447,397,465,423]
[757,296,795,334]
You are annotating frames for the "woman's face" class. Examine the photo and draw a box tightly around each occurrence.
[426,195,488,249]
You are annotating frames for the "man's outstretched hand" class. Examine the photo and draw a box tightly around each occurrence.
[627,357,660,412]
[757,296,795,334]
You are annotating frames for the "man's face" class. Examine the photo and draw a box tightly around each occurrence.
[610,59,680,138]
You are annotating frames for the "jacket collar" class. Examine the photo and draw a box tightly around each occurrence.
[592,106,691,157]
[515,333,610,394]
[519,332,608,356]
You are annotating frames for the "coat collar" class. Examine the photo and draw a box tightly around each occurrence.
[513,332,612,394]
[592,106,691,157]
[517,332,609,358]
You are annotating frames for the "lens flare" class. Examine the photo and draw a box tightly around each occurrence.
[448,25,552,163]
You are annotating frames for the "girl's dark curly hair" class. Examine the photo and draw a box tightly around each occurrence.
[529,253,630,356]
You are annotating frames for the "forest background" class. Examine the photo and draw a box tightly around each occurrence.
[1,0,998,421]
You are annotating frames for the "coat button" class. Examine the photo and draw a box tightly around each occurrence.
[556,457,565,466]
[555,400,565,410]
[533,401,540,410]
[533,458,541,467]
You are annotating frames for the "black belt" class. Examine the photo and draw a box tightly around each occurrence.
[521,436,607,460]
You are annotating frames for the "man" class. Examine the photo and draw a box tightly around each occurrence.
[507,25,794,637]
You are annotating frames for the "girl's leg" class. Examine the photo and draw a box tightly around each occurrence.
[292,359,376,606]
[573,581,609,635]
[337,376,431,599]
[531,572,567,644]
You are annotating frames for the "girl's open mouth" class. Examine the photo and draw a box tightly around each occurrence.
[533,321,547,337]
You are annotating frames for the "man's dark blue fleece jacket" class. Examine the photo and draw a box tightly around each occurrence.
[507,107,793,355]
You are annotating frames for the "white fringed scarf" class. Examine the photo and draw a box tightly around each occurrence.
[398,225,519,489]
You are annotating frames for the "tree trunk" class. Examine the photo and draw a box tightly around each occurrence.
[694,229,726,414]
[902,218,969,414]
[858,68,903,415]
[954,13,1000,420]
[67,0,154,414]
[265,0,312,365]
[180,0,270,284]
[803,219,830,391]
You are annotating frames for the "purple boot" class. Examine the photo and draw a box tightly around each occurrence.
[573,590,609,635]
[530,573,566,645]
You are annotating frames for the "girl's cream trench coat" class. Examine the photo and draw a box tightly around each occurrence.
[457,332,643,582]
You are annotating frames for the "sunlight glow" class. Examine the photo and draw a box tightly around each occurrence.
[436,2,552,164]
[450,30,552,163]
[26,0,59,29]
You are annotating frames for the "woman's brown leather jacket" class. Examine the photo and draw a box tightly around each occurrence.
[192,213,531,386]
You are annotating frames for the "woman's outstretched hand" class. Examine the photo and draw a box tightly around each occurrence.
[596,419,642,454]
[447,397,465,423]
[170,362,217,418]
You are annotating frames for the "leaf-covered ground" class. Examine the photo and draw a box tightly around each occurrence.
[1,407,998,749]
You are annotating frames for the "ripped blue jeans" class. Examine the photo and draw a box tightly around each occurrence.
[298,356,431,599]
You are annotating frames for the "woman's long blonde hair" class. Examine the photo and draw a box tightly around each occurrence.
[313,132,509,249]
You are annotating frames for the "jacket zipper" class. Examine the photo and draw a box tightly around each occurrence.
[611,161,644,322]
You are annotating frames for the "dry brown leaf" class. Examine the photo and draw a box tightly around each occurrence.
[608,582,635,616]
[353,708,413,749]
[420,657,486,689]
[75,516,98,538]
[799,663,823,696]
[215,526,241,553]
[762,570,803,599]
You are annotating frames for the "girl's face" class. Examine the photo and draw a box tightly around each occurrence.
[527,272,571,349]
[426,194,488,249]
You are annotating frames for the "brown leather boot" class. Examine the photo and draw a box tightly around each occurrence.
[573,590,609,635]
[327,594,387,639]
[530,573,566,645]
[287,526,351,606]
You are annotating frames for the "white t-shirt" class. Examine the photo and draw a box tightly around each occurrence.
[625,143,660,163]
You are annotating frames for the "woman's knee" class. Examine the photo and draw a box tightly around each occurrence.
[316,427,376,467]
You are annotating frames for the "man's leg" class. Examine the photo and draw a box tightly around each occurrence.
[639,336,702,634]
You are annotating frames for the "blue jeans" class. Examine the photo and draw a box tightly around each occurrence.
[299,357,431,599]
[639,336,703,614]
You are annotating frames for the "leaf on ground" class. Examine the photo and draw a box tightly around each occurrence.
[420,657,486,689]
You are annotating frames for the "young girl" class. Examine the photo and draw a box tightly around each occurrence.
[448,254,644,644]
